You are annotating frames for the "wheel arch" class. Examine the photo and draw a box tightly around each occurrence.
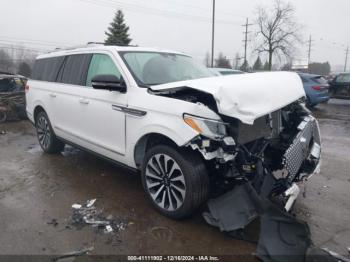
[33,104,46,122]
[133,133,180,169]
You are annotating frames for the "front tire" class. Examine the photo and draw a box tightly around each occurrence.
[141,145,209,219]
[35,111,65,154]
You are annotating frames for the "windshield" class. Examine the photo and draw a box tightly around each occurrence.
[120,51,214,86]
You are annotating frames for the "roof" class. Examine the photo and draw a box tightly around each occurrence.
[297,72,322,78]
[211,68,243,72]
[0,74,26,80]
[37,44,187,59]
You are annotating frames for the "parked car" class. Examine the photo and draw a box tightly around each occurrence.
[297,73,330,107]
[26,44,321,219]
[328,73,350,98]
[209,67,245,76]
[0,73,27,122]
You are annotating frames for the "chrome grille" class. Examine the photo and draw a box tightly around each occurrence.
[283,116,321,176]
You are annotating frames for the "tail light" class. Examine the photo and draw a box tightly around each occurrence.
[25,84,29,92]
[312,85,321,91]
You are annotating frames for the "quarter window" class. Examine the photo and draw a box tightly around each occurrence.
[86,54,121,87]
[32,56,65,82]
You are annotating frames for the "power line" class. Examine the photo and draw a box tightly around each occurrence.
[242,18,252,67]
[0,36,76,47]
[0,44,49,53]
[156,0,249,19]
[76,0,242,25]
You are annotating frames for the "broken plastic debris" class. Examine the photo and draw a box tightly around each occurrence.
[105,225,113,233]
[203,184,257,232]
[70,199,128,234]
[86,199,97,208]
[0,130,6,135]
[72,204,82,209]
[321,248,350,262]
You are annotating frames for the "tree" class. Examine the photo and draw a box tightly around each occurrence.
[204,52,211,67]
[253,56,263,71]
[308,62,331,75]
[240,60,250,72]
[280,63,292,71]
[0,49,15,73]
[263,60,270,70]
[255,0,301,71]
[18,62,32,77]
[105,10,132,45]
[215,52,231,68]
[234,53,242,69]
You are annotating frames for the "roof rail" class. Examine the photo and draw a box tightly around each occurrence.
[50,42,104,53]
[49,42,139,53]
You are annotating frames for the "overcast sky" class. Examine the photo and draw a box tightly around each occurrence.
[1,0,349,71]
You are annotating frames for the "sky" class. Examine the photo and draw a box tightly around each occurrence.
[0,0,349,71]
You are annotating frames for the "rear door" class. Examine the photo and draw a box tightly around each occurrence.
[51,54,92,144]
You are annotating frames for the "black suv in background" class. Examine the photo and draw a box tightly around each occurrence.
[0,73,27,122]
[329,73,350,98]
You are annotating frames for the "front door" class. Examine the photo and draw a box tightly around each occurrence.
[78,53,127,161]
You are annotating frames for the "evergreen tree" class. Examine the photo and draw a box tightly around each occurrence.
[215,52,231,68]
[253,56,263,71]
[240,60,250,72]
[105,10,132,45]
[263,60,270,71]
[18,62,32,77]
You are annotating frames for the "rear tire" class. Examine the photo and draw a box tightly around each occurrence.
[35,111,65,154]
[141,145,210,219]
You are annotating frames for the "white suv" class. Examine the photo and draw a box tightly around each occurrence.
[26,44,321,219]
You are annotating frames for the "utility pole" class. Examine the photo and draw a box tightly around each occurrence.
[211,0,215,68]
[307,35,312,64]
[344,47,349,72]
[242,18,252,70]
[307,35,313,73]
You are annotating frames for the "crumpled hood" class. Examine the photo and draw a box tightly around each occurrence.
[150,71,305,125]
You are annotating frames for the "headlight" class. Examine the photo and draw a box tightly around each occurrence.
[183,114,227,139]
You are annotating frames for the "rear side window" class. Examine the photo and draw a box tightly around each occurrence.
[86,54,121,87]
[336,74,350,83]
[58,54,92,86]
[313,76,327,85]
[32,57,65,81]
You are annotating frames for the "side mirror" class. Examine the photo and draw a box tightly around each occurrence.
[91,74,126,92]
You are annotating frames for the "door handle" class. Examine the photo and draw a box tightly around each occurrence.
[49,93,57,98]
[79,98,89,105]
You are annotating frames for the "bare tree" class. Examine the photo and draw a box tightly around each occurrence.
[255,0,301,71]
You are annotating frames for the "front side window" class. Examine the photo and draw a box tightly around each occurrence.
[120,52,214,86]
[86,54,121,87]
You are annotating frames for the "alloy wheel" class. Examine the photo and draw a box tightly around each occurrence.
[37,115,51,150]
[145,153,186,211]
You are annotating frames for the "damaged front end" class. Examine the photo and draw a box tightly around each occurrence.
[184,102,322,261]
[185,101,321,212]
